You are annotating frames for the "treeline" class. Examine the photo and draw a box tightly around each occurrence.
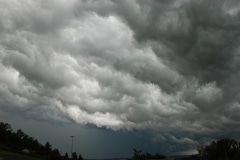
[132,148,166,160]
[0,122,83,160]
[131,138,240,160]
[196,139,240,160]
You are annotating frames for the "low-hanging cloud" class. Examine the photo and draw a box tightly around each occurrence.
[1,0,240,153]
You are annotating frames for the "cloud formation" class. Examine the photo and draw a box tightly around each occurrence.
[1,0,240,153]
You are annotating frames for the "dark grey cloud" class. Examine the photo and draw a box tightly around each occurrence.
[1,0,240,157]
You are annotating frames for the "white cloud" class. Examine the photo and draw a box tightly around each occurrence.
[195,81,223,104]
[0,1,186,132]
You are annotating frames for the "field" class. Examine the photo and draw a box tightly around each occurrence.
[0,151,44,160]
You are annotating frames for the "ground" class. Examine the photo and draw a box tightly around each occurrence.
[0,151,44,160]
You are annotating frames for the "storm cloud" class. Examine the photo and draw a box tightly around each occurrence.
[1,0,240,155]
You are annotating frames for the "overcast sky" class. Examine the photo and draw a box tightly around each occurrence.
[1,0,240,158]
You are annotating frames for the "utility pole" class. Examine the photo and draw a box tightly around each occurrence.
[70,136,74,157]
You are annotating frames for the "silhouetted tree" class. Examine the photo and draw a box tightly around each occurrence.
[72,152,78,160]
[16,129,25,139]
[0,121,65,159]
[132,148,165,160]
[64,152,69,160]
[47,149,62,160]
[29,139,41,151]
[133,148,142,160]
[45,141,52,150]
[201,139,240,160]
[153,153,165,159]
[38,145,46,156]
[22,136,34,149]
[40,141,53,156]
[45,141,52,152]
[0,122,12,132]
[0,122,12,144]
[78,154,84,160]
